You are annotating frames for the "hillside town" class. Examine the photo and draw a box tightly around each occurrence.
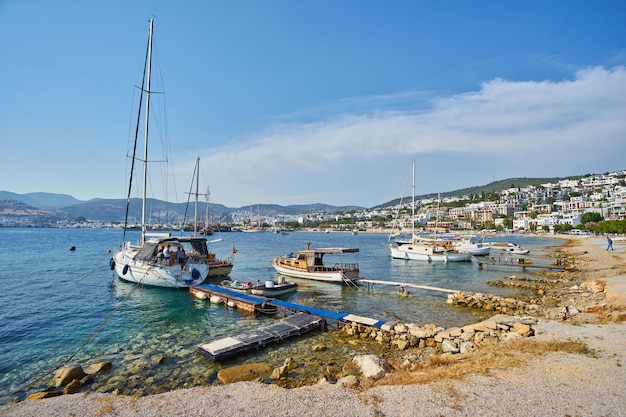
[367,170,626,234]
[1,170,625,233]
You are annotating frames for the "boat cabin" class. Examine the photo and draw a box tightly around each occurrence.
[135,236,210,264]
[282,248,359,272]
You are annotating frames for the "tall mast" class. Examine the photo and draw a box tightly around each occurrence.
[411,160,415,238]
[141,18,154,245]
[194,157,199,236]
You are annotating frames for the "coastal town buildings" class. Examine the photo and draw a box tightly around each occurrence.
[1,170,624,231]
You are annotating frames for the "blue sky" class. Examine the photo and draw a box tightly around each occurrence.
[1,1,625,208]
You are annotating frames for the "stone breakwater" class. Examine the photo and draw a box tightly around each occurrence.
[215,314,538,387]
[342,314,536,357]
[446,291,543,316]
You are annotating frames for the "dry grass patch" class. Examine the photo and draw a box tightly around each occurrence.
[374,338,592,387]
[95,396,117,416]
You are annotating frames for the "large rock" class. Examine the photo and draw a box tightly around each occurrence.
[63,379,82,394]
[343,354,389,380]
[217,363,271,384]
[27,391,63,401]
[53,366,86,387]
[512,322,533,337]
[270,364,289,380]
[84,361,112,375]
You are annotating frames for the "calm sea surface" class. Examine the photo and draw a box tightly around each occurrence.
[0,228,561,404]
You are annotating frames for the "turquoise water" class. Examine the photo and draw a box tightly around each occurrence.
[0,228,560,403]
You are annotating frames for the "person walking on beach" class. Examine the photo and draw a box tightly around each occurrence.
[607,236,614,251]
[562,305,569,321]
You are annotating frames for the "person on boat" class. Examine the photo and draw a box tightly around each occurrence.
[163,245,171,260]
[176,247,186,269]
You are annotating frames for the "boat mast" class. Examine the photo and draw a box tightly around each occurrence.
[194,157,199,236]
[411,160,415,238]
[141,18,154,245]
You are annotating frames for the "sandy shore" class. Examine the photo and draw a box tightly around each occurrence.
[2,235,625,417]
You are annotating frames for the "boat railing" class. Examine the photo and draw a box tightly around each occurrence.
[311,263,359,272]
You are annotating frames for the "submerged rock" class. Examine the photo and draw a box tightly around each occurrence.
[217,363,271,384]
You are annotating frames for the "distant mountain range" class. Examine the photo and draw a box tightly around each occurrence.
[0,176,564,223]
[0,191,366,223]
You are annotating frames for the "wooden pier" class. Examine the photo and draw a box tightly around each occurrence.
[358,279,458,294]
[472,255,566,272]
[197,312,325,361]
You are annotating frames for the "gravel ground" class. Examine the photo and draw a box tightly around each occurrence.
[2,237,625,417]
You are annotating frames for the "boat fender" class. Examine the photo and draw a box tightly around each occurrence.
[109,259,115,270]
[122,264,129,275]
[191,268,200,279]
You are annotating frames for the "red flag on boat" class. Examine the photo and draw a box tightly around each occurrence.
[232,246,237,254]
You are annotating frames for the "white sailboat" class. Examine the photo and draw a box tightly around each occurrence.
[386,161,472,262]
[186,157,234,277]
[111,19,210,288]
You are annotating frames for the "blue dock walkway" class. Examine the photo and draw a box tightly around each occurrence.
[194,284,385,327]
[193,284,385,361]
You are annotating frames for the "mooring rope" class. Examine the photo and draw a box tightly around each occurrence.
[12,268,143,395]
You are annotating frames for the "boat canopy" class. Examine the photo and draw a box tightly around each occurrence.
[304,248,359,254]
[134,237,209,262]
[134,241,159,262]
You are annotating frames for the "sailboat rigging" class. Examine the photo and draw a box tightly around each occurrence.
[110,19,210,287]
[183,157,234,276]
[386,161,472,263]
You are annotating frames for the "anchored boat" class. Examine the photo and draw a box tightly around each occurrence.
[270,242,360,284]
[110,19,209,287]
[219,276,298,297]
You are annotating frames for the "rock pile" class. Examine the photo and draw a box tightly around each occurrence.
[26,362,112,400]
[342,314,536,355]
[446,291,543,316]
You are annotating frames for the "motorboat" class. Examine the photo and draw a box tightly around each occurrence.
[219,276,297,297]
[488,241,530,255]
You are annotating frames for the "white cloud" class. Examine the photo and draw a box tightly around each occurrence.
[193,66,626,207]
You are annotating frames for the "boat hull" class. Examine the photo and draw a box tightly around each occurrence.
[113,249,209,288]
[388,245,472,262]
[270,261,359,283]
[206,261,233,276]
[219,279,298,297]
[250,282,298,297]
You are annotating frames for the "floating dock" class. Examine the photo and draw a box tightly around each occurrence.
[190,284,385,326]
[197,312,325,361]
[193,284,386,361]
[190,284,278,315]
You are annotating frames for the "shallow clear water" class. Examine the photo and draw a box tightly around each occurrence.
[0,228,560,403]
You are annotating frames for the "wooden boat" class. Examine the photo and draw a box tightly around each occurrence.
[206,256,234,276]
[270,243,360,284]
[111,19,209,288]
[220,276,297,297]
[185,158,235,277]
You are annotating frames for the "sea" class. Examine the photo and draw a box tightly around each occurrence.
[0,228,562,404]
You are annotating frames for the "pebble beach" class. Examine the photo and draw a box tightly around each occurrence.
[2,235,625,417]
